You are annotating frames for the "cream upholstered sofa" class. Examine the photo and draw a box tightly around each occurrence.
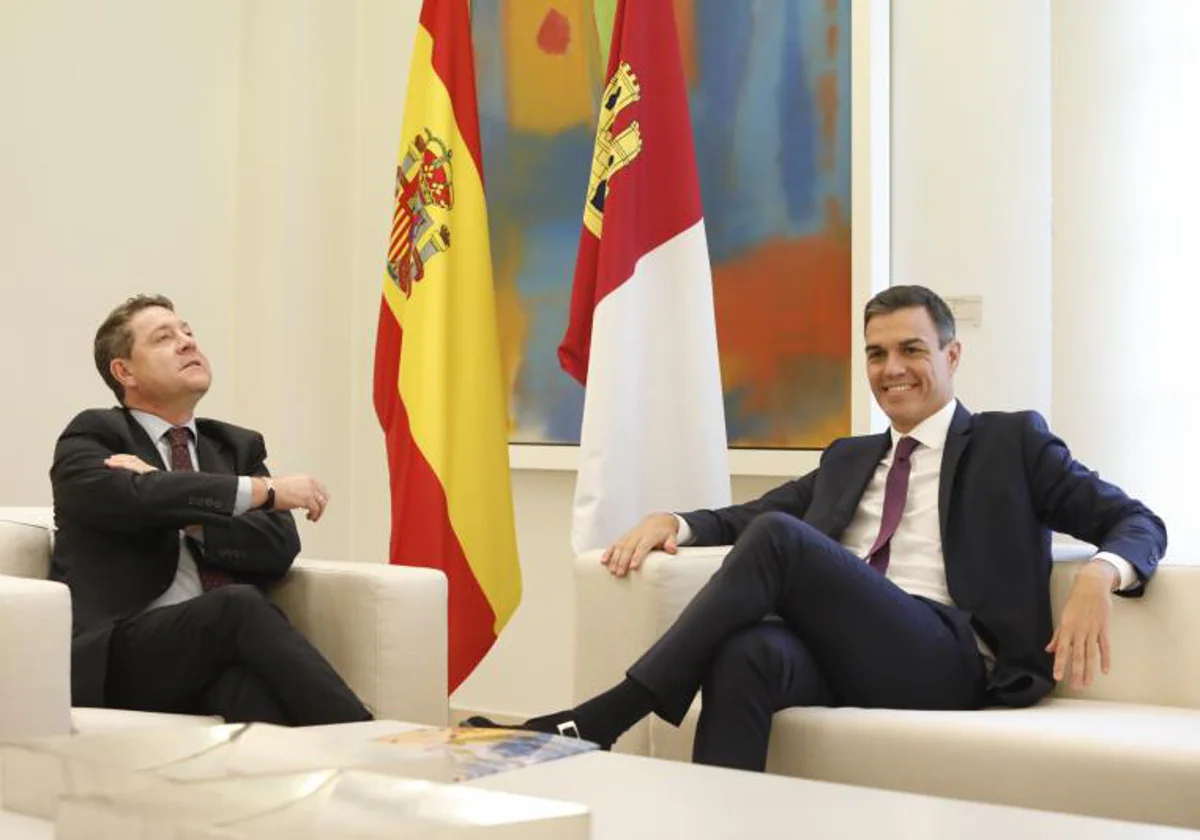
[0,507,448,740]
[575,545,1200,829]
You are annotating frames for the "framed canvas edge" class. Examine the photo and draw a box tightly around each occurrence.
[511,0,891,477]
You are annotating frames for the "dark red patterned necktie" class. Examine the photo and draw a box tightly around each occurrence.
[165,427,232,591]
[165,426,194,472]
[866,436,919,575]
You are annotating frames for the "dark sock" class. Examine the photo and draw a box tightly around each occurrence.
[527,678,655,748]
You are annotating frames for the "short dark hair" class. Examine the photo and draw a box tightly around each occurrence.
[864,285,956,347]
[94,294,175,403]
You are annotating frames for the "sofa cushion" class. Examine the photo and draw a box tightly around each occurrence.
[0,576,71,739]
[651,697,1200,828]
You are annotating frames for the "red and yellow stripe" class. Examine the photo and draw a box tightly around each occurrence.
[374,0,521,691]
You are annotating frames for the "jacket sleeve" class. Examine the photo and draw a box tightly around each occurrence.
[51,414,239,532]
[681,469,819,546]
[1022,411,1167,594]
[201,434,300,581]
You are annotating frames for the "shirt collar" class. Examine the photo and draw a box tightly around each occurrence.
[889,398,957,453]
[128,409,197,445]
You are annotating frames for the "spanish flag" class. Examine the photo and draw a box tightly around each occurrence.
[374,0,520,691]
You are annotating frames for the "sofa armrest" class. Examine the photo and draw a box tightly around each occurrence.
[269,558,448,727]
[574,546,730,754]
[0,576,72,739]
[0,516,53,579]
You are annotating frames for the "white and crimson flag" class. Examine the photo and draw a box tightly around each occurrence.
[374,0,520,690]
[559,0,731,554]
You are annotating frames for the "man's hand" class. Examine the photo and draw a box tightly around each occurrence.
[265,474,330,523]
[601,513,680,578]
[104,454,158,475]
[1046,558,1119,689]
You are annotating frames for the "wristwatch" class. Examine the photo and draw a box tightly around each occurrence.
[261,476,276,510]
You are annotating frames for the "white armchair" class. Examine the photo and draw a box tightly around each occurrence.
[574,545,1200,829]
[0,507,448,740]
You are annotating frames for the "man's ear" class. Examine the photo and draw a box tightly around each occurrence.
[110,358,135,390]
[945,339,962,373]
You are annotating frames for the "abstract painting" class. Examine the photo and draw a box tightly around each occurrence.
[473,0,851,448]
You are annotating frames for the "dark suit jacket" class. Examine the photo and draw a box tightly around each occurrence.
[49,407,301,706]
[681,405,1167,707]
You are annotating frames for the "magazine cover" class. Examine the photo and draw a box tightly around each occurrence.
[371,727,598,782]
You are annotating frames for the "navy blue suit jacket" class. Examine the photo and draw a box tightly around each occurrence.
[681,404,1167,707]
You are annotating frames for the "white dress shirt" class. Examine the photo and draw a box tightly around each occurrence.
[838,399,959,604]
[676,398,1137,606]
[129,410,253,610]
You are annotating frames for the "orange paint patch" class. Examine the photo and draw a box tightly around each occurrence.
[713,237,850,359]
[713,234,850,422]
[672,0,697,85]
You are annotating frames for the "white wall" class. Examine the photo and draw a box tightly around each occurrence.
[1051,0,1200,563]
[0,0,1192,721]
[0,0,241,502]
[225,0,360,563]
[891,0,1052,416]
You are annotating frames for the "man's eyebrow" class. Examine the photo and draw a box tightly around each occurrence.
[864,337,929,353]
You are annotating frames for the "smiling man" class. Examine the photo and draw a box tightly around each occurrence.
[49,294,371,725]
[469,285,1167,771]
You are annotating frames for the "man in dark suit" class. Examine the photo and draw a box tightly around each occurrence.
[50,294,372,725]
[471,285,1166,770]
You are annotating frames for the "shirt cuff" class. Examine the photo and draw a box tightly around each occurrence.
[1093,551,1138,591]
[232,476,253,516]
[673,514,694,546]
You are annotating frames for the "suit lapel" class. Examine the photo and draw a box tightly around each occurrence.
[938,403,973,541]
[122,409,168,470]
[195,430,228,474]
[831,432,892,534]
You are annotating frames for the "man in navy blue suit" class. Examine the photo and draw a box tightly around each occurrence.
[472,285,1166,770]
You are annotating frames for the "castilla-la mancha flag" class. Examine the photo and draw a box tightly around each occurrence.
[559,0,731,554]
[374,0,520,691]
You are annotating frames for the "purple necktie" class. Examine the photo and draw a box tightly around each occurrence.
[866,436,919,575]
[166,427,232,591]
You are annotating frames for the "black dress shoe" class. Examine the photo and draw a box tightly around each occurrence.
[461,715,508,729]
[462,711,611,750]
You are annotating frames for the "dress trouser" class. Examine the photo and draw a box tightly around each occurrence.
[627,512,986,770]
[106,584,373,725]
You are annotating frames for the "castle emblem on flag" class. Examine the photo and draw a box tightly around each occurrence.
[583,62,643,238]
[388,129,454,297]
